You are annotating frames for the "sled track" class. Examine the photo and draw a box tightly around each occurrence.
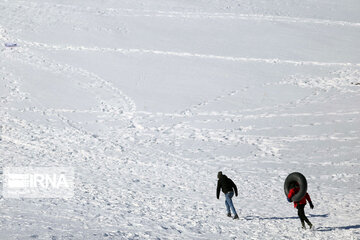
[0,23,137,118]
[15,40,360,68]
[0,47,137,117]
[5,1,360,28]
[100,10,360,28]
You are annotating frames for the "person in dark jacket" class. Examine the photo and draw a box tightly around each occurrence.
[216,171,239,219]
[287,183,314,229]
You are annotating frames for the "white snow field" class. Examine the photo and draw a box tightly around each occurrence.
[1,0,360,239]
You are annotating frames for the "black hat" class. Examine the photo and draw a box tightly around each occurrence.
[217,171,223,178]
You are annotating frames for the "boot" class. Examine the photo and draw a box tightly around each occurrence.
[233,214,239,220]
[227,212,231,217]
[308,222,313,229]
[301,221,306,229]
[304,218,313,229]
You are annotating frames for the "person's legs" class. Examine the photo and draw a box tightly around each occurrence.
[297,204,313,228]
[302,206,312,228]
[297,204,306,228]
[225,192,238,216]
[225,198,231,215]
[297,204,312,228]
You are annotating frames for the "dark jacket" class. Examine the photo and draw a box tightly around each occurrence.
[216,175,238,199]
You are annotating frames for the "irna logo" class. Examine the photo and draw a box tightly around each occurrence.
[3,167,74,199]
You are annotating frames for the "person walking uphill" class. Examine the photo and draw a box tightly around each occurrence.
[287,183,314,229]
[216,171,239,219]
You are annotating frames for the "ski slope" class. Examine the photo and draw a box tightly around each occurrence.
[1,0,360,239]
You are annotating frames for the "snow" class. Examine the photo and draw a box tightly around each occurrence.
[1,0,360,239]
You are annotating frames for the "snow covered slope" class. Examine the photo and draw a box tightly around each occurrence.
[1,0,360,239]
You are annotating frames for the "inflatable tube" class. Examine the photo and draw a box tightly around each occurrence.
[284,172,307,202]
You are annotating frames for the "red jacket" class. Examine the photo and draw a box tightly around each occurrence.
[288,187,312,208]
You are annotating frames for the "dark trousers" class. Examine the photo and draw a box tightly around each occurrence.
[297,204,311,226]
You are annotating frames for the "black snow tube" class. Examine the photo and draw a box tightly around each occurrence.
[284,172,307,202]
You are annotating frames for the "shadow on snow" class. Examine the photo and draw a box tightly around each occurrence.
[317,225,360,232]
[244,213,329,221]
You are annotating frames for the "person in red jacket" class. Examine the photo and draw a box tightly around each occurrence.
[287,183,314,229]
